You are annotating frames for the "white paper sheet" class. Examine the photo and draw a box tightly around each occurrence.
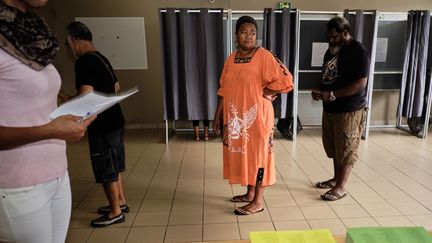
[375,38,388,62]
[311,42,329,67]
[50,87,139,120]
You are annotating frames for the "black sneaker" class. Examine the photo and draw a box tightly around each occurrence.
[97,204,130,214]
[91,213,125,227]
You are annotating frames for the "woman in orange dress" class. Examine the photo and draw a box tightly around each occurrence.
[213,16,293,215]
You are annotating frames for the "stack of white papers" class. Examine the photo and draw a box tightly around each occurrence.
[50,86,139,120]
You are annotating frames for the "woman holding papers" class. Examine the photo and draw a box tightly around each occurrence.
[65,21,128,227]
[0,0,94,242]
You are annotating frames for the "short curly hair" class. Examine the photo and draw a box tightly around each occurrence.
[235,15,258,34]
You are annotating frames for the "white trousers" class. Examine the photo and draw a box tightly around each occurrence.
[0,172,71,243]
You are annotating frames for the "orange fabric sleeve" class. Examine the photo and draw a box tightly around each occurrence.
[262,49,294,93]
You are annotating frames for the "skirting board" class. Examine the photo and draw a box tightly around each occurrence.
[125,123,166,129]
[124,120,398,130]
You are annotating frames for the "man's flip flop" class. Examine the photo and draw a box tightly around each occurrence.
[234,207,264,215]
[320,190,347,201]
[231,195,251,203]
[315,180,336,189]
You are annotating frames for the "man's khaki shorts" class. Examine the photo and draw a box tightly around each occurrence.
[322,108,365,166]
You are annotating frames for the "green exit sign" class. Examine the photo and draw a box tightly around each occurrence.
[278,2,291,9]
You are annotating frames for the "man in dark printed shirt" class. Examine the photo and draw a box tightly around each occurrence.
[312,16,370,201]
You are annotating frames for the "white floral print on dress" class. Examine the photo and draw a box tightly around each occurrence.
[226,103,257,153]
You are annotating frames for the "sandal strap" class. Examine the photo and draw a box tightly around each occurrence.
[321,190,346,200]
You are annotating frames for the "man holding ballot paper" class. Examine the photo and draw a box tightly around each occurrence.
[65,21,129,227]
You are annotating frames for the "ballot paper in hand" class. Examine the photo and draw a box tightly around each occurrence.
[50,87,139,120]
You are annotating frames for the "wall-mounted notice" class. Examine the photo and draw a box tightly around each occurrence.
[311,42,328,67]
[375,38,388,63]
[75,17,148,70]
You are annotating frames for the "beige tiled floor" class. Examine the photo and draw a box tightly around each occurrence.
[65,128,432,243]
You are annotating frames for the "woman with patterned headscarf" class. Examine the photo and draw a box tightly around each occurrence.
[0,1,94,242]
